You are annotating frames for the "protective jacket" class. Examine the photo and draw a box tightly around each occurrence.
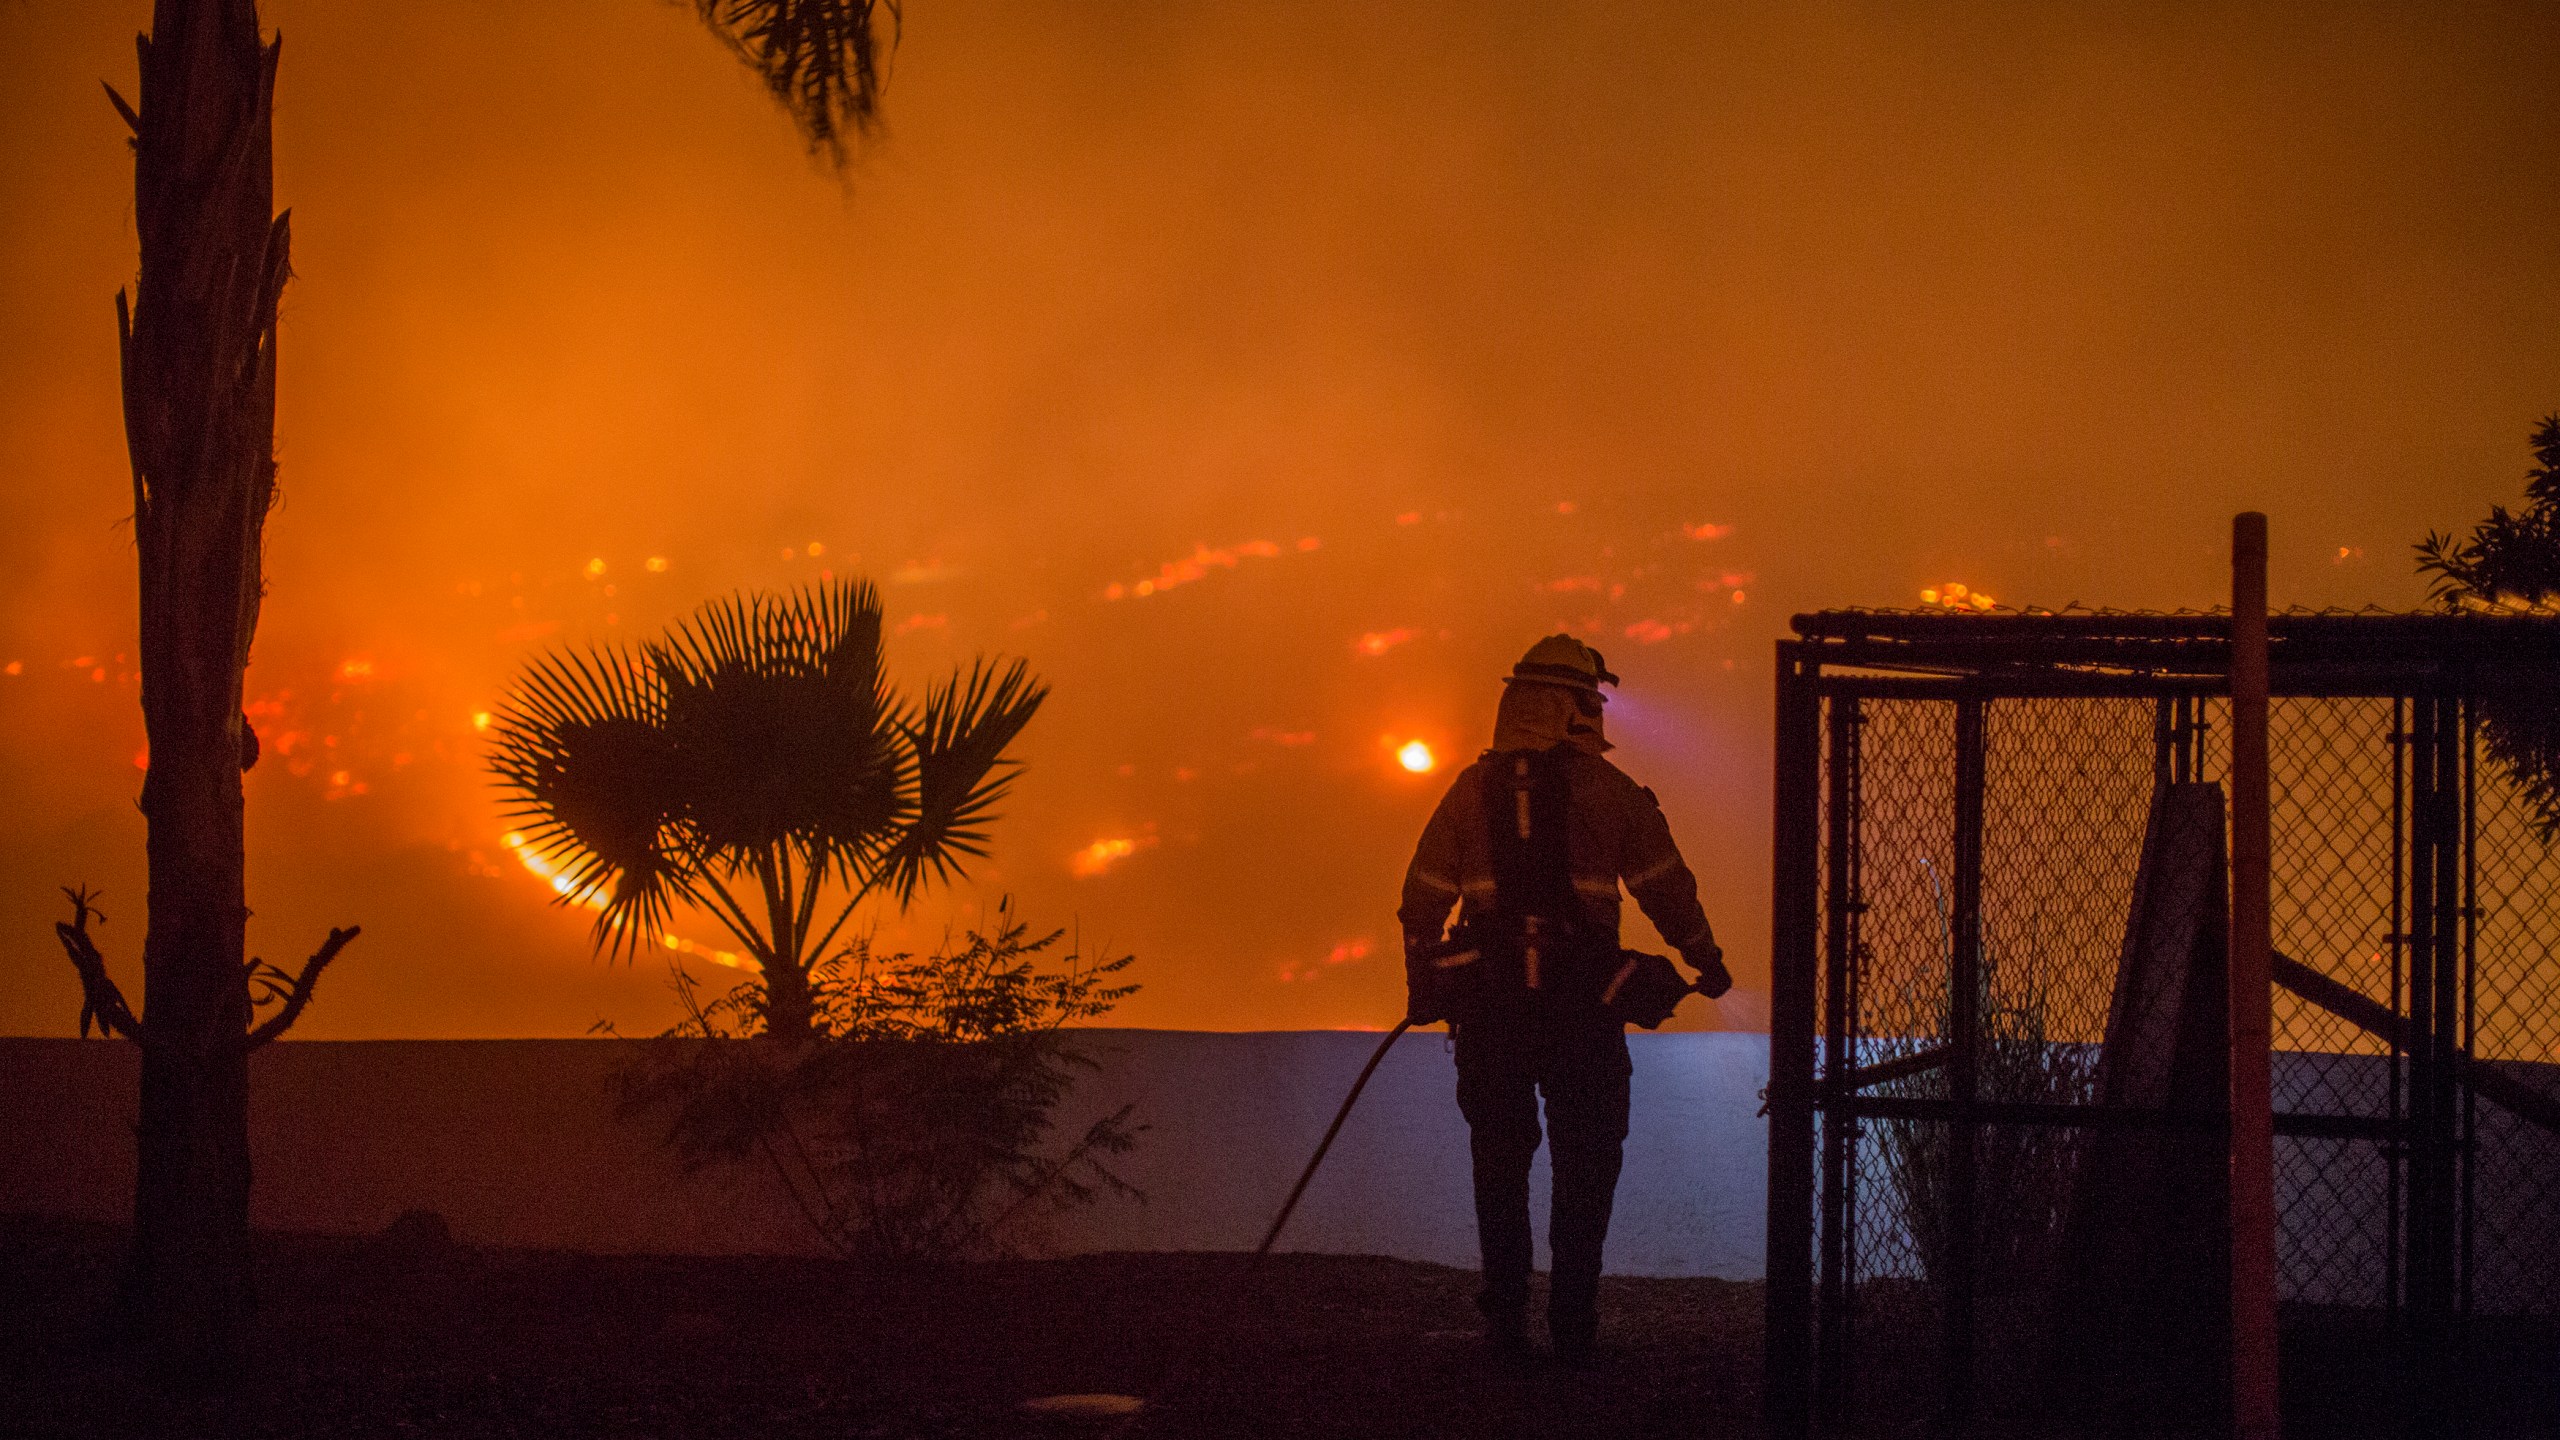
[1399,745,1722,1011]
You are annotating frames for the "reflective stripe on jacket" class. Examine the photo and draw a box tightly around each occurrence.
[1399,746,1714,962]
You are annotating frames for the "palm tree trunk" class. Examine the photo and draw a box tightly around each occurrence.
[117,0,290,1380]
[761,937,816,1042]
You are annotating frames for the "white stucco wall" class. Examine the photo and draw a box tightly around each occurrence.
[0,1031,1776,1278]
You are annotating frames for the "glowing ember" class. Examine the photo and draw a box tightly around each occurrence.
[1397,740,1437,774]
[1355,628,1417,657]
[1103,536,1319,600]
[1920,583,1998,611]
[1278,935,1374,982]
[1070,835,1154,878]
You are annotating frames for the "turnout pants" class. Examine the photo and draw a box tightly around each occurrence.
[1453,1006,1632,1342]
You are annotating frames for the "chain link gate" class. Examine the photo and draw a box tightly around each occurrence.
[1762,612,2560,1439]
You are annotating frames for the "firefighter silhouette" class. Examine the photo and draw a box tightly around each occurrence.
[1399,635,1732,1359]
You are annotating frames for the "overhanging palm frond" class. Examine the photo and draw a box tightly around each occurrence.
[878,658,1049,905]
[2420,413,2560,839]
[2420,416,2560,610]
[487,646,682,957]
[688,0,900,168]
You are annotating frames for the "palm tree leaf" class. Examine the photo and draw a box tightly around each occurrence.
[688,0,899,168]
[486,645,684,957]
[653,579,907,870]
[877,657,1048,905]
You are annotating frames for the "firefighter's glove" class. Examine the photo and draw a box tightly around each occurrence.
[1404,932,1480,1027]
[1688,944,1734,1000]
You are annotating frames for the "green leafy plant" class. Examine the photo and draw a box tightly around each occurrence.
[488,577,1045,1040]
[2419,413,2560,837]
[615,901,1144,1261]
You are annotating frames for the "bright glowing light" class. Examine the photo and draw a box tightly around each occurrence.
[1397,740,1437,774]
[644,555,670,573]
[1278,936,1375,983]
[336,658,375,682]
[1921,583,1996,611]
[1355,628,1416,657]
[1071,835,1155,878]
[471,711,492,731]
[807,541,826,557]
[1682,521,1733,541]
[585,558,607,578]
[1105,537,1317,600]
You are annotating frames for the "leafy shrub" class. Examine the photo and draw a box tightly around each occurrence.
[614,901,1143,1262]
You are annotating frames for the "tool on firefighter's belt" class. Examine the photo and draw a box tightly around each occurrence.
[1602,949,1695,1030]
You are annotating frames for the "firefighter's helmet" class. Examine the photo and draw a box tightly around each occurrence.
[1505,634,1618,697]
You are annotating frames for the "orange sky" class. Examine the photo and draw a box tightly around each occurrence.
[2,0,2555,1038]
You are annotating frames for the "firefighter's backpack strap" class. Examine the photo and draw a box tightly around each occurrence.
[1481,747,1580,992]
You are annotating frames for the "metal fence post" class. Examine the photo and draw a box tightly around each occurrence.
[1766,645,1823,1440]
[1946,694,1985,1431]
[1818,693,1862,1429]
[2228,512,2280,1440]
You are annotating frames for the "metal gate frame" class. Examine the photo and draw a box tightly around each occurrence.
[1762,610,2560,1439]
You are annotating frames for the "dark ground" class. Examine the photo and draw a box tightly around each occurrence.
[0,1216,1759,1439]
[3,1217,2552,1438]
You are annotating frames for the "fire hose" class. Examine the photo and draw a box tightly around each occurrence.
[1248,1018,1414,1266]
[1038,1019,1419,1432]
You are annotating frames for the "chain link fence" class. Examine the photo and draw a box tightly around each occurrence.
[1767,612,2560,1438]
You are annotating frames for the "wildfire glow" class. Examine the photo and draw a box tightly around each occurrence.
[1920,583,1998,611]
[1070,833,1157,878]
[1278,935,1374,983]
[498,832,749,969]
[1397,740,1437,774]
[1102,536,1320,601]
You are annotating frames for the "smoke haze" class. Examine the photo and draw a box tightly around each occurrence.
[1,0,2553,1036]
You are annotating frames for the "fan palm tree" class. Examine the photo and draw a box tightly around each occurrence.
[489,579,1045,1041]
